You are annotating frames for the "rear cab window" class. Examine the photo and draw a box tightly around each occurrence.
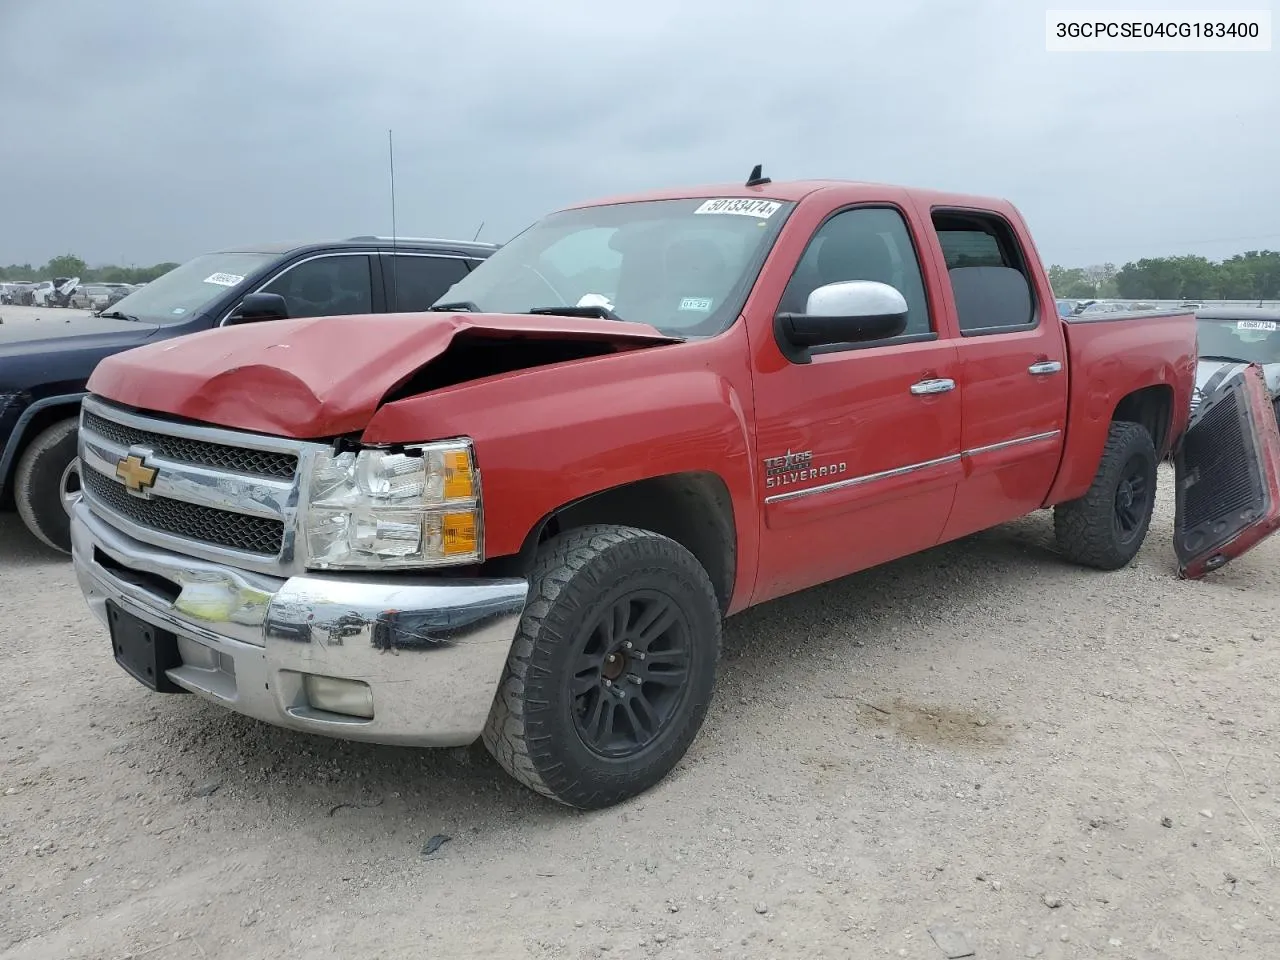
[931,210,1039,336]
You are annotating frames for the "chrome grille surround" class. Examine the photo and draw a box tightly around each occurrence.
[77,395,331,578]
[81,409,298,479]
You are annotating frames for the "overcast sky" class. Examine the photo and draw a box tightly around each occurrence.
[1,0,1276,269]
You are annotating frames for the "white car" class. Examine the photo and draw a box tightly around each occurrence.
[31,276,80,307]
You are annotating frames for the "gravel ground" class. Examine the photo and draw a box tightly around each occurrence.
[2,470,1278,960]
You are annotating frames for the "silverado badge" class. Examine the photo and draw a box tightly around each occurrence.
[115,453,158,495]
[762,448,848,490]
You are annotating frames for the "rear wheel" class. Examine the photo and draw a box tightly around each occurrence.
[482,524,721,809]
[1053,421,1157,570]
[14,417,81,554]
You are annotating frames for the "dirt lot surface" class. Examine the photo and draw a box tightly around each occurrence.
[2,470,1278,959]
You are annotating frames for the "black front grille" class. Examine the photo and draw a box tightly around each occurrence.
[82,410,297,479]
[1182,390,1257,531]
[83,468,284,556]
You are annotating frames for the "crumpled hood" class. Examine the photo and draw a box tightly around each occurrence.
[1196,358,1280,398]
[86,311,681,438]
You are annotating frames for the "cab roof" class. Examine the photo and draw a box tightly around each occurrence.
[565,178,1023,218]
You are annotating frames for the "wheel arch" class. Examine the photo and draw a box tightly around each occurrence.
[0,393,85,502]
[488,471,738,616]
[1112,383,1174,458]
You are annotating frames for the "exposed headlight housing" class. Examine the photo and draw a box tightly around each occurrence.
[303,440,482,570]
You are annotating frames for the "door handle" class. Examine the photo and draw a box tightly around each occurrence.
[1028,360,1062,376]
[910,378,956,395]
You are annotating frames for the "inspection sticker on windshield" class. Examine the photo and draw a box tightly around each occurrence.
[1237,319,1277,331]
[693,198,781,219]
[203,272,244,287]
[679,297,713,312]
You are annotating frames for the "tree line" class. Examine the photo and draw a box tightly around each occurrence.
[1048,250,1280,301]
[0,254,179,286]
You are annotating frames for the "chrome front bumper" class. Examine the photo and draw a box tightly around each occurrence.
[70,499,529,747]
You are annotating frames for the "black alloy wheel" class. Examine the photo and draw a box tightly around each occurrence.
[570,589,692,758]
[1113,455,1152,543]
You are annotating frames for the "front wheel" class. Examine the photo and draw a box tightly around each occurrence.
[482,524,722,809]
[14,417,81,554]
[1053,420,1157,571]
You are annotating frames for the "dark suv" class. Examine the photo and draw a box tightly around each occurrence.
[0,235,498,553]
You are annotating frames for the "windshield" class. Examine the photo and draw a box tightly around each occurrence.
[433,197,795,338]
[1196,318,1280,365]
[106,252,277,324]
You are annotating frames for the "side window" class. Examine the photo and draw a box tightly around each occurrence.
[778,207,932,339]
[932,211,1036,335]
[262,255,373,319]
[386,255,469,312]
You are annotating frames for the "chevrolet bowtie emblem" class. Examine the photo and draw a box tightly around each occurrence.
[115,454,158,494]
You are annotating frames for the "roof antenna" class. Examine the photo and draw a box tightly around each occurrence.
[472,220,485,242]
[387,128,399,309]
[745,163,771,187]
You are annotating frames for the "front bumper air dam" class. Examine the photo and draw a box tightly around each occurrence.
[69,499,529,747]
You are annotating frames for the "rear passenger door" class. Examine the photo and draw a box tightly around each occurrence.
[381,254,472,312]
[922,208,1068,541]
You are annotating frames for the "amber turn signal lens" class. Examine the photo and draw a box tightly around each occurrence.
[443,450,475,500]
[441,510,479,557]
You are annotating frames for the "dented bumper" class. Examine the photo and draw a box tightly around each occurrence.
[70,499,528,747]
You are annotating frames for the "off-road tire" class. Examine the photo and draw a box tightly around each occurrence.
[14,417,80,554]
[1053,420,1157,571]
[482,524,721,809]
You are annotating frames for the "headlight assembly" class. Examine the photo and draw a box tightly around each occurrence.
[303,440,482,570]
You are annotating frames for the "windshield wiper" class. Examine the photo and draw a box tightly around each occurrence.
[98,310,144,323]
[1199,354,1249,363]
[527,304,624,323]
[429,300,479,312]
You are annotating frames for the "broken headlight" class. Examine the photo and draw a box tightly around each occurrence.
[302,440,482,570]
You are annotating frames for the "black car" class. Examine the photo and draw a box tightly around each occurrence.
[0,235,498,553]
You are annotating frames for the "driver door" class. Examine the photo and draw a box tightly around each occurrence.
[749,204,963,603]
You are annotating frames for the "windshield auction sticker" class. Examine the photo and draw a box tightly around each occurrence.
[1237,320,1278,331]
[203,273,244,287]
[693,198,782,218]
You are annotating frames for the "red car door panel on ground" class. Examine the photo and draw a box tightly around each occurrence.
[916,206,1069,542]
[748,201,963,604]
[1175,362,1280,578]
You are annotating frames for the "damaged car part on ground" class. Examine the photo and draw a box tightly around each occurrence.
[1174,361,1280,579]
[66,173,1280,810]
[0,235,498,555]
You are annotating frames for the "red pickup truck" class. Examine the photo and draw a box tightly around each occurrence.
[68,174,1280,809]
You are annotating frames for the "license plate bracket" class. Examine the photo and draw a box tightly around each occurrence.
[106,601,187,693]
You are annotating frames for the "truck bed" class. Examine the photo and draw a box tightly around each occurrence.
[1044,310,1198,506]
